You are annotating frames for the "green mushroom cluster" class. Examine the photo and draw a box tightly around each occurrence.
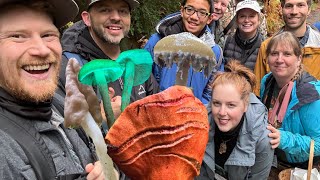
[78,49,153,129]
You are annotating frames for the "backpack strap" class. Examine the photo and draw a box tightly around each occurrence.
[0,113,56,180]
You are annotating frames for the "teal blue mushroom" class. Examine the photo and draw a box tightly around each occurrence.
[116,49,153,111]
[78,59,123,128]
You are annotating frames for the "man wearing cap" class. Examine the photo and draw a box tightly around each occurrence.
[0,0,105,179]
[223,0,264,71]
[144,0,223,105]
[57,0,159,120]
[253,0,320,95]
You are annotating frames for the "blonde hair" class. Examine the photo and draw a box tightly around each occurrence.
[211,60,256,104]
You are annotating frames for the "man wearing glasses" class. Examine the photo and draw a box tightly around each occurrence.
[144,0,223,105]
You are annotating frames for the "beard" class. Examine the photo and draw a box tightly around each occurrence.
[3,77,58,103]
[0,58,60,104]
[91,19,129,45]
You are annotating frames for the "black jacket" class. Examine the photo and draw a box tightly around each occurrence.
[223,29,264,71]
[57,21,159,101]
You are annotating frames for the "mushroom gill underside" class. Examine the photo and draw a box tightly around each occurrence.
[106,85,209,180]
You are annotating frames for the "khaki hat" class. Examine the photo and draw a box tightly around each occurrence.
[89,0,140,10]
[0,0,79,28]
[236,0,261,14]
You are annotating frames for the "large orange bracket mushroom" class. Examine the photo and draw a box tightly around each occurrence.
[106,85,209,180]
[154,32,216,86]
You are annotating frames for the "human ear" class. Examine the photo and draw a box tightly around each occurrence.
[81,11,91,27]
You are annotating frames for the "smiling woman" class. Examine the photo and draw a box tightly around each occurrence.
[260,31,320,172]
[223,0,264,72]
[198,60,273,180]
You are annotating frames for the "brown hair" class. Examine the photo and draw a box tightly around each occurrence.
[266,31,302,57]
[280,0,311,9]
[211,60,256,104]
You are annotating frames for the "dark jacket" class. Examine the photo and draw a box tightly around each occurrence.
[223,29,264,71]
[144,12,223,105]
[57,21,159,101]
[0,88,93,179]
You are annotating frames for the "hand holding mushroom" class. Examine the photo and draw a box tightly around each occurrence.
[64,58,117,180]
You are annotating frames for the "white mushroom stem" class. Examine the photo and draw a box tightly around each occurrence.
[81,112,117,180]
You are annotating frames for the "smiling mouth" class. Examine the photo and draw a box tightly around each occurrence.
[107,26,121,30]
[23,64,50,74]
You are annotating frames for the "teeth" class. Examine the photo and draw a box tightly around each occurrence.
[24,64,49,71]
[109,27,120,30]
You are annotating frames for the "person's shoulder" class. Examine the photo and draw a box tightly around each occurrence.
[144,33,162,49]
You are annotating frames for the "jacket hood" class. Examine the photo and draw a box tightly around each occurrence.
[61,21,107,60]
[155,12,216,47]
[292,72,320,110]
[262,72,320,111]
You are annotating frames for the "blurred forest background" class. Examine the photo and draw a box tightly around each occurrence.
[71,0,318,49]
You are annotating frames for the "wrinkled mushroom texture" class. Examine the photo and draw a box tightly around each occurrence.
[106,85,209,180]
[154,32,216,76]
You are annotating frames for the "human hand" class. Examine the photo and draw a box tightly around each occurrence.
[85,161,104,180]
[267,124,280,149]
[86,161,119,180]
[100,87,122,122]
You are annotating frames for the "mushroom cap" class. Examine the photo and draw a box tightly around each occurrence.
[154,32,216,77]
[78,59,124,86]
[106,85,209,180]
[116,49,153,85]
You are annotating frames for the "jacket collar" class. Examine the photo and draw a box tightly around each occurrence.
[155,12,216,47]
[0,88,52,122]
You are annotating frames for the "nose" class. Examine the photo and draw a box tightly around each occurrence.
[291,5,298,14]
[215,2,221,10]
[28,36,51,57]
[109,10,121,20]
[275,53,285,63]
[218,106,227,116]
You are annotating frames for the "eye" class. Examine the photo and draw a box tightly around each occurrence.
[227,104,236,108]
[99,7,111,13]
[118,8,130,16]
[8,33,27,42]
[212,101,221,107]
[199,10,208,17]
[284,52,293,56]
[270,52,278,56]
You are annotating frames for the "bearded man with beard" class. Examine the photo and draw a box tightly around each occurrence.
[57,0,159,125]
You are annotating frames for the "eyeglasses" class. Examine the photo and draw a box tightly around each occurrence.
[183,6,211,19]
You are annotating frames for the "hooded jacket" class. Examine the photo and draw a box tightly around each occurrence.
[197,94,273,180]
[253,25,320,95]
[144,12,223,105]
[224,29,264,71]
[261,72,320,163]
[57,21,159,102]
[0,88,93,179]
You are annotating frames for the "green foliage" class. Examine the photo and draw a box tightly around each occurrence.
[130,0,181,40]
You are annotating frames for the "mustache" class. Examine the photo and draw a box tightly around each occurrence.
[19,56,60,67]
